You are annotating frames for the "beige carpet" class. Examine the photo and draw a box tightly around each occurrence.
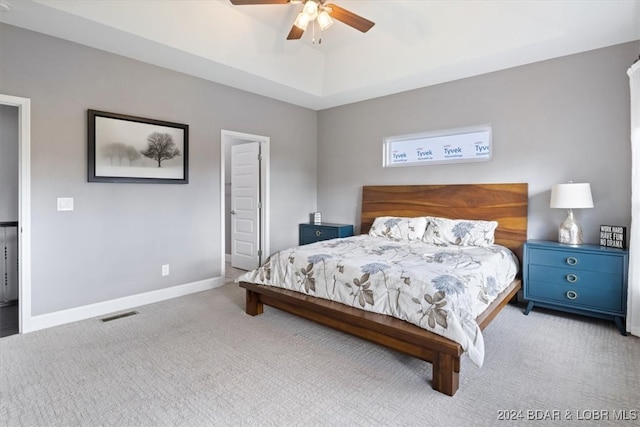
[1,282,639,426]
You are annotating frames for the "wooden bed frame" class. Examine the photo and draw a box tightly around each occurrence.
[240,183,528,396]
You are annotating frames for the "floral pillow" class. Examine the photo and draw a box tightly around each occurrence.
[368,216,428,241]
[422,216,498,247]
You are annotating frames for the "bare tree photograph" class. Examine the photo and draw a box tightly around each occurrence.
[88,110,188,183]
[141,132,181,167]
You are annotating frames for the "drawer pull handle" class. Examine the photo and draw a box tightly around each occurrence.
[315,230,322,237]
[566,274,578,283]
[566,257,578,266]
[566,290,578,300]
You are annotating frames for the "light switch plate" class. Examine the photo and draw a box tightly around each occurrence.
[57,197,74,211]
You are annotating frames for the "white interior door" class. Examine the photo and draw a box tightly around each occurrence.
[231,142,260,270]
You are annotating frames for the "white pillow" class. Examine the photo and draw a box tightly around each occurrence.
[422,216,498,247]
[369,216,428,241]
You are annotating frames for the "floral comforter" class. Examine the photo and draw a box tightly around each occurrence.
[237,235,519,366]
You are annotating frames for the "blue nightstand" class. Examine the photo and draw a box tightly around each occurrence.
[523,240,629,335]
[299,223,353,245]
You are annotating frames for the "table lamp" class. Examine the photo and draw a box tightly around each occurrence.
[550,182,594,244]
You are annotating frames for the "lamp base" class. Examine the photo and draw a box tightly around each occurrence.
[558,209,583,245]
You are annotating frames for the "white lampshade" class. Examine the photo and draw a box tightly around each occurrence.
[550,183,594,209]
[293,12,310,30]
[317,11,333,30]
[303,0,318,20]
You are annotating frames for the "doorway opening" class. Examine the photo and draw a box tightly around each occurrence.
[220,130,270,280]
[0,94,31,335]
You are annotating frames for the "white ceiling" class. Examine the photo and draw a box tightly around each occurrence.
[2,0,639,110]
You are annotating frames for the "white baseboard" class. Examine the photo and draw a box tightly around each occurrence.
[225,254,231,263]
[25,276,225,333]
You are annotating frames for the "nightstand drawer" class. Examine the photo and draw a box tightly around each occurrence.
[528,265,622,292]
[528,247,623,273]
[300,226,340,241]
[299,223,354,245]
[527,281,623,312]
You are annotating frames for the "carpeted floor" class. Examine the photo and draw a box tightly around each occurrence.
[1,280,639,426]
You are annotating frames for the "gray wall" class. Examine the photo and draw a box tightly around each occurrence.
[0,104,19,222]
[317,42,638,244]
[0,24,317,316]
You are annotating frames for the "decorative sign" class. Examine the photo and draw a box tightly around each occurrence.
[599,225,626,249]
[383,125,491,167]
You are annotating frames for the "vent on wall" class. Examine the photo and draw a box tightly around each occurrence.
[100,311,139,322]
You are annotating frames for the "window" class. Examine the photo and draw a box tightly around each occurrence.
[383,125,492,167]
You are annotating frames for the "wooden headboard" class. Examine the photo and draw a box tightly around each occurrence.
[360,183,528,256]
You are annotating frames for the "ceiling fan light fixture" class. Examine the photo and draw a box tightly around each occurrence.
[317,10,333,30]
[293,12,310,30]
[302,0,318,20]
[229,0,375,41]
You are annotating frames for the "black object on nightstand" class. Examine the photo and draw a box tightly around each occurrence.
[299,223,354,245]
[523,240,629,335]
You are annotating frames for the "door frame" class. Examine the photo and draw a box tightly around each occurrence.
[220,130,270,278]
[0,94,32,334]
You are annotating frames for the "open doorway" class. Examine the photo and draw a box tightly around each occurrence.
[0,94,31,335]
[220,130,270,280]
[0,104,19,337]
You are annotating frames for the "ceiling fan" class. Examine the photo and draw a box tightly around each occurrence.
[229,0,375,40]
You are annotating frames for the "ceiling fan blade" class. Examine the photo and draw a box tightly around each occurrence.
[230,0,290,5]
[286,25,304,40]
[325,3,375,33]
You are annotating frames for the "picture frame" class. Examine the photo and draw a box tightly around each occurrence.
[88,110,189,184]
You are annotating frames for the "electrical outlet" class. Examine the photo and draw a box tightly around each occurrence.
[162,264,170,276]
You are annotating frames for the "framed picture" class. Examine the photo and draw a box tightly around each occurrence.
[88,110,188,184]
